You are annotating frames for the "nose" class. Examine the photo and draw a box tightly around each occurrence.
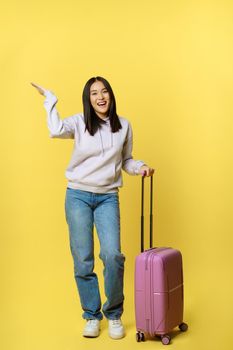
[97,91,104,99]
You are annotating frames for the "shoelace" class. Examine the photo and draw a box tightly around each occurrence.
[111,319,122,326]
[87,320,99,325]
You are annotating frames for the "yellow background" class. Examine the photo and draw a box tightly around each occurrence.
[1,0,233,349]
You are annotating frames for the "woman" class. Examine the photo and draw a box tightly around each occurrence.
[31,77,154,339]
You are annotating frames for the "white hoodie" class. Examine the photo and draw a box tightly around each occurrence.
[43,90,146,193]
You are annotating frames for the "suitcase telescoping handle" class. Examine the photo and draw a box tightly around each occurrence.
[141,172,154,252]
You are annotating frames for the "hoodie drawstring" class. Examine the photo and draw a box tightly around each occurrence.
[98,124,113,156]
[99,129,104,156]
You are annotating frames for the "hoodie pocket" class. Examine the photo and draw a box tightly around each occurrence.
[76,162,116,187]
[94,162,116,186]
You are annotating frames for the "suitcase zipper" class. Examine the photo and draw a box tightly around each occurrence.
[145,248,170,270]
[153,283,183,295]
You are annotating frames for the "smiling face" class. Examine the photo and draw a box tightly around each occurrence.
[90,80,111,119]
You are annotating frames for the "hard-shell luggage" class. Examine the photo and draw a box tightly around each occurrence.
[134,175,188,345]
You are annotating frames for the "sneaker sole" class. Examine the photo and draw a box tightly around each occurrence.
[83,329,100,338]
[83,334,100,338]
[108,333,125,339]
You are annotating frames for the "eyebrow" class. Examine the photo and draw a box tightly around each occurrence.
[90,88,108,92]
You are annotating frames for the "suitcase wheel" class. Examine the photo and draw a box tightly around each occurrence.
[179,322,188,332]
[161,335,171,345]
[136,331,145,342]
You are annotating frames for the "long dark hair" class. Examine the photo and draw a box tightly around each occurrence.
[82,76,122,136]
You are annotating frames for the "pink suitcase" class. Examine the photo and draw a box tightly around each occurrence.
[134,175,188,345]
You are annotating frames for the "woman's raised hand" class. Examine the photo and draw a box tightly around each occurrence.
[30,82,47,96]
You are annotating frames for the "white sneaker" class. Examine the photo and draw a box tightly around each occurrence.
[83,319,100,338]
[108,319,125,339]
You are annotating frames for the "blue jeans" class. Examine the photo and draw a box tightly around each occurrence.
[65,188,125,320]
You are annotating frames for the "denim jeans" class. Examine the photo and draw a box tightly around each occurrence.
[65,187,125,320]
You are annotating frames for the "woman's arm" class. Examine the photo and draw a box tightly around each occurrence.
[122,122,154,176]
[31,82,75,139]
[122,122,146,175]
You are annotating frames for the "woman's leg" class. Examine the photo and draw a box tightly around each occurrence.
[94,192,125,320]
[65,188,103,320]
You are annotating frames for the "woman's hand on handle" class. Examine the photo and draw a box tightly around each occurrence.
[139,165,155,177]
